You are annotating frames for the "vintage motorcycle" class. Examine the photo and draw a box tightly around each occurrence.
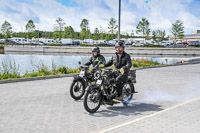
[70,62,96,100]
[83,67,136,113]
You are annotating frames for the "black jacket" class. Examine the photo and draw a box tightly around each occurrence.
[104,51,132,74]
[84,54,106,67]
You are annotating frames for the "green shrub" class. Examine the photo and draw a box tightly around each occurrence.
[0,60,21,80]
[0,58,162,80]
[0,45,4,49]
[58,66,68,74]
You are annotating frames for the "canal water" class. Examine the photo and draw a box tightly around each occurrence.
[0,53,199,75]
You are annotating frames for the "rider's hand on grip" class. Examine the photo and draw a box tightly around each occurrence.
[99,64,104,68]
[120,68,125,74]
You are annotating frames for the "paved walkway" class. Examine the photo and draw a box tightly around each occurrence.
[0,64,200,133]
[101,98,200,133]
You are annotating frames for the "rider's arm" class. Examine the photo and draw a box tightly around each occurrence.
[104,56,113,67]
[84,56,92,66]
[99,55,106,65]
[123,54,132,72]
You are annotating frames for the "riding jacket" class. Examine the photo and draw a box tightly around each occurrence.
[104,51,132,74]
[85,54,106,67]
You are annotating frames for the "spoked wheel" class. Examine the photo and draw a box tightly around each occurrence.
[70,80,85,100]
[83,89,102,113]
[122,83,133,105]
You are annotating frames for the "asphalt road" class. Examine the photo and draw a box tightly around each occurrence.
[0,64,200,133]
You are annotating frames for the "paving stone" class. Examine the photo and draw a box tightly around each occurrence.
[0,64,200,133]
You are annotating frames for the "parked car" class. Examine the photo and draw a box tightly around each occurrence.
[125,40,133,45]
[0,39,5,43]
[73,40,80,45]
[60,39,73,45]
[176,41,182,44]
[188,41,199,45]
[132,41,144,46]
[159,41,171,46]
[181,41,188,45]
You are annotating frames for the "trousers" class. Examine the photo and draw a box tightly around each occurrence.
[116,74,128,96]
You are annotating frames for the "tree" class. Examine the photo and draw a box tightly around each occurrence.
[0,33,4,39]
[93,28,99,40]
[64,26,74,38]
[171,20,184,43]
[136,18,151,40]
[1,20,12,39]
[108,18,118,34]
[99,25,106,40]
[74,32,80,39]
[54,17,66,40]
[152,29,167,42]
[25,20,35,32]
[25,20,36,39]
[80,19,89,31]
[105,33,112,41]
[80,19,90,39]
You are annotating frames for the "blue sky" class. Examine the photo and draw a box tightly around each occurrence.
[0,0,200,35]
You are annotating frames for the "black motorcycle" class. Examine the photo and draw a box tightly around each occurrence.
[70,62,96,100]
[83,67,136,113]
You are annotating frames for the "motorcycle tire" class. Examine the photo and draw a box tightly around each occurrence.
[122,83,133,105]
[83,89,102,113]
[70,80,85,100]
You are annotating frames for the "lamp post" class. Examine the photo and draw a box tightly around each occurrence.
[118,0,121,42]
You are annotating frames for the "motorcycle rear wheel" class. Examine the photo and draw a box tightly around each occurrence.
[122,83,133,105]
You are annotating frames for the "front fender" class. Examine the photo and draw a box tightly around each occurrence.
[73,76,86,89]
[73,75,84,81]
[86,84,100,93]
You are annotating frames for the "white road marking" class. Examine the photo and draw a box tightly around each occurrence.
[97,97,200,133]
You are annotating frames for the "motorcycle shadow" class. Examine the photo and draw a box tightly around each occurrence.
[89,102,163,117]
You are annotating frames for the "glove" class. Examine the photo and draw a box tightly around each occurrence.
[120,68,125,74]
[88,67,93,72]
[99,64,104,68]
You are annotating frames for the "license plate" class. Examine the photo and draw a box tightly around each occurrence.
[79,71,85,77]
[96,80,102,85]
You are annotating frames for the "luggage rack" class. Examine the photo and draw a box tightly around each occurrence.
[128,69,136,83]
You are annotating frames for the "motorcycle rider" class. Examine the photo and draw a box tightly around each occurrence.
[100,41,132,101]
[84,47,106,67]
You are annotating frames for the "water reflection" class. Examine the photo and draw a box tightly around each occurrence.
[0,53,199,75]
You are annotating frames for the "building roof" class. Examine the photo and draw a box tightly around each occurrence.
[184,33,200,39]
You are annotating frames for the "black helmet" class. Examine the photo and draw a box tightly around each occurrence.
[115,41,125,48]
[92,47,100,54]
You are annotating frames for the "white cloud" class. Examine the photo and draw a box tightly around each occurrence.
[129,0,200,34]
[0,0,199,35]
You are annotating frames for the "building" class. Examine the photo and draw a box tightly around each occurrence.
[184,30,200,41]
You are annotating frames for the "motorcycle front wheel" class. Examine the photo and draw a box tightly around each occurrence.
[83,88,102,113]
[70,80,85,100]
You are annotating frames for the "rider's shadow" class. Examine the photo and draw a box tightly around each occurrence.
[89,102,163,117]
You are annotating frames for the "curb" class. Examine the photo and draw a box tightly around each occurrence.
[132,60,200,70]
[0,73,78,84]
[1,61,200,84]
